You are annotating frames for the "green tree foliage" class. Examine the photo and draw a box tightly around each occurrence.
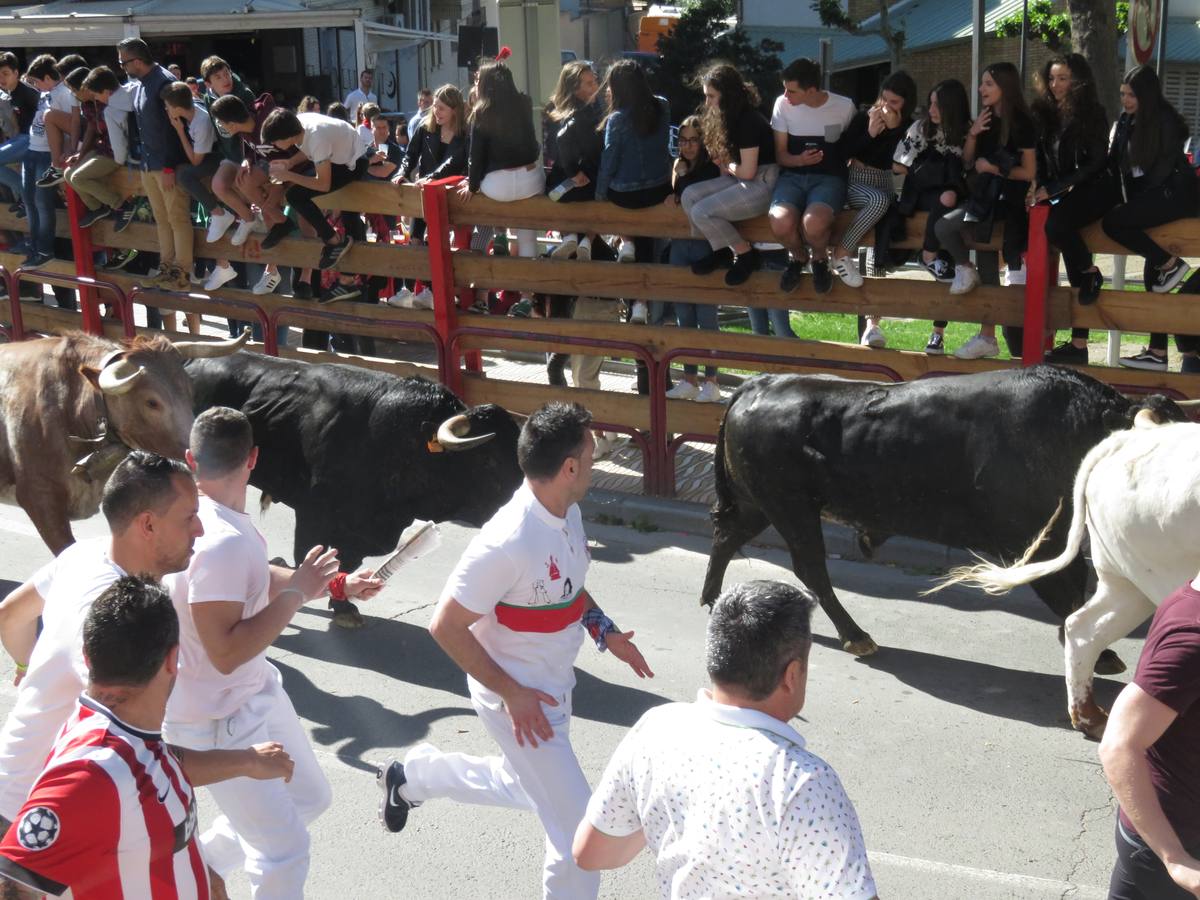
[654,0,783,123]
[811,0,906,71]
[996,0,1128,51]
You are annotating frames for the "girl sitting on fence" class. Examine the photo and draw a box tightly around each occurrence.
[891,78,970,356]
[1103,65,1200,372]
[545,61,605,262]
[1033,53,1113,366]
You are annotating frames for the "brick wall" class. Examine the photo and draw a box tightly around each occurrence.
[898,36,1059,107]
[847,0,879,24]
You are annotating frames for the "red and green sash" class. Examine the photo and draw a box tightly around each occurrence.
[495,588,586,633]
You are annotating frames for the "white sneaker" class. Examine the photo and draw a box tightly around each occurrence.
[617,241,636,264]
[1004,265,1026,286]
[576,238,592,262]
[696,381,722,403]
[410,289,433,310]
[386,287,417,308]
[832,255,864,287]
[949,264,981,296]
[953,333,1000,360]
[860,324,886,348]
[551,236,578,259]
[189,269,206,285]
[206,208,237,243]
[230,214,260,248]
[665,381,700,400]
[203,264,238,292]
[629,301,648,323]
[252,269,281,295]
[592,433,629,460]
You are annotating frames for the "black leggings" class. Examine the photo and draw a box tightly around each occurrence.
[286,157,369,243]
[608,183,672,263]
[1045,178,1118,340]
[915,187,958,329]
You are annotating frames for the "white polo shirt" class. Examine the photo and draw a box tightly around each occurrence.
[585,691,877,900]
[0,540,125,821]
[165,496,272,724]
[442,481,589,698]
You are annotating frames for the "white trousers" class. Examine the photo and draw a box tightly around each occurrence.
[479,165,546,259]
[402,687,600,900]
[165,665,332,900]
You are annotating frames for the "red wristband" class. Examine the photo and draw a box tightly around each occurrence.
[162,167,175,174]
[328,572,347,601]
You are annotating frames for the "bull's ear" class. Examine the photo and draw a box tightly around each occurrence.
[80,365,103,392]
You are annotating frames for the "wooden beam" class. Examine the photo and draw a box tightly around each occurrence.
[461,373,652,430]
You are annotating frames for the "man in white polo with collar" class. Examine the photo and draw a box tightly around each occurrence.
[573,579,878,900]
[377,401,654,900]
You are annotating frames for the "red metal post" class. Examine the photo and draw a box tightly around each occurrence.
[422,178,463,394]
[1022,203,1052,365]
[65,186,102,335]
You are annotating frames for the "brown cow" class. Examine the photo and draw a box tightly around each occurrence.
[0,329,249,553]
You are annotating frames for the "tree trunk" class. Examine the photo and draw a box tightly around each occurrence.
[1069,0,1121,121]
[877,0,903,72]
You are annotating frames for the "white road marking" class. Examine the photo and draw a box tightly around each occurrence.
[872,850,1107,898]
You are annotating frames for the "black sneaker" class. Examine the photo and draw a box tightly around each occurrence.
[11,202,24,219]
[691,246,734,276]
[291,278,313,300]
[8,201,22,213]
[318,281,361,304]
[724,248,761,287]
[779,259,806,293]
[377,759,415,833]
[1078,270,1103,306]
[102,247,139,270]
[317,236,353,271]
[22,250,52,266]
[112,199,140,233]
[261,220,296,251]
[1119,348,1168,371]
[1150,258,1191,294]
[35,166,64,188]
[923,256,954,283]
[925,332,945,355]
[1044,341,1088,365]
[78,205,113,229]
[811,260,833,295]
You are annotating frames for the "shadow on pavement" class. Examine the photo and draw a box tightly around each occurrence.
[813,633,1126,731]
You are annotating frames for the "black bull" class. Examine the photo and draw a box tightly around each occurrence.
[187,351,522,578]
[702,365,1185,664]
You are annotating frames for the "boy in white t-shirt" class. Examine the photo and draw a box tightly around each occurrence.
[768,57,855,298]
[21,54,76,264]
[28,55,80,189]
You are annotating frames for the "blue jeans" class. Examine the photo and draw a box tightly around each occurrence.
[22,149,56,257]
[748,306,795,337]
[0,134,28,199]
[669,239,720,375]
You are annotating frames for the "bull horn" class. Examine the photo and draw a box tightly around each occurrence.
[1173,399,1200,408]
[436,414,495,452]
[98,359,145,395]
[173,328,252,359]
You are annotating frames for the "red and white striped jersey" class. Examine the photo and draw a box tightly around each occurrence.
[0,695,210,899]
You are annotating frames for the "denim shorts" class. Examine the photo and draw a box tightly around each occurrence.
[772,171,847,213]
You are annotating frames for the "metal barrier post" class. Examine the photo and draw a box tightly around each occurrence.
[422,178,463,393]
[1022,204,1051,365]
[65,186,102,335]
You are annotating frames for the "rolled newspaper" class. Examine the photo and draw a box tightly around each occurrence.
[374,520,442,583]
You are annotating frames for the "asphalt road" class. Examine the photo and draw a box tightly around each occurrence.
[0,491,1140,900]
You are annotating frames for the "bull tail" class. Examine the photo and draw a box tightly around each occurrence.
[931,431,1124,596]
[711,412,736,520]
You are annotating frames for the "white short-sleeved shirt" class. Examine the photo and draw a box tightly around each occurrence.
[442,481,589,698]
[298,112,366,167]
[770,91,855,165]
[0,540,125,821]
[29,82,76,153]
[585,692,877,900]
[184,105,215,155]
[165,496,271,724]
[344,88,377,112]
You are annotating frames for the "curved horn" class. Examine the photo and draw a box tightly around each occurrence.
[173,328,252,360]
[1173,399,1200,409]
[436,413,496,452]
[98,359,145,395]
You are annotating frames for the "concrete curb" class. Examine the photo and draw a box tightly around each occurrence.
[582,488,975,573]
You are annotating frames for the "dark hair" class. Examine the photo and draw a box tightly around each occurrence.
[517,402,593,480]
[261,108,304,143]
[879,69,917,124]
[982,61,1033,146]
[0,52,19,73]
[84,576,179,687]
[1124,64,1189,169]
[190,407,253,477]
[602,59,662,137]
[160,80,193,109]
[116,38,153,64]
[326,101,350,122]
[676,113,710,171]
[64,67,89,92]
[706,580,816,700]
[101,451,193,534]
[782,57,821,90]
[186,76,198,86]
[1032,53,1107,153]
[924,78,970,147]
[26,54,59,81]
[360,69,373,79]
[57,54,87,79]
[210,94,251,125]
[417,87,433,99]
[83,66,120,96]
[698,63,760,164]
[472,61,532,132]
[200,55,230,82]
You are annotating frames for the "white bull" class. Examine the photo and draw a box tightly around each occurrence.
[939,415,1200,740]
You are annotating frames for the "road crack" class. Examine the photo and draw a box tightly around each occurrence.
[1060,796,1114,900]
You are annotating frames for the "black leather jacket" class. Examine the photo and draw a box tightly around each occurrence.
[397,127,467,182]
[1036,109,1110,197]
[553,98,604,181]
[1108,111,1190,198]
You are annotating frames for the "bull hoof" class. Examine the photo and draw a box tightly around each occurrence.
[1070,703,1109,741]
[1094,649,1126,675]
[330,601,364,630]
[843,636,879,657]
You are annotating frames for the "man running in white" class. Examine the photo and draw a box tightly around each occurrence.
[377,401,654,900]
[164,407,381,899]
[0,452,203,847]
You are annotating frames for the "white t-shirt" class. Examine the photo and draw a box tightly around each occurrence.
[165,496,271,724]
[299,112,366,168]
[28,81,76,153]
[771,91,855,172]
[442,481,589,698]
[184,104,215,155]
[344,87,377,113]
[104,82,136,165]
[0,540,125,821]
[586,692,877,900]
